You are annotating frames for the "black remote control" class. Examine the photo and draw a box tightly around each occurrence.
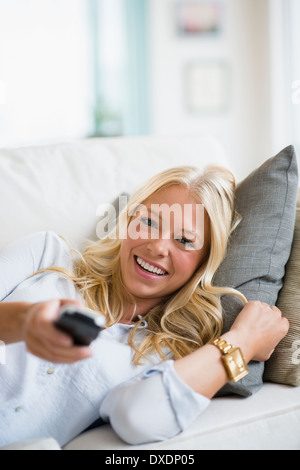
[55,305,106,346]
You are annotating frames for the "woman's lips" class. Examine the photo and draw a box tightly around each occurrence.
[133,255,169,280]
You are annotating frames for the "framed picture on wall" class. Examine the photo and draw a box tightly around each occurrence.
[176,0,224,36]
[184,61,230,113]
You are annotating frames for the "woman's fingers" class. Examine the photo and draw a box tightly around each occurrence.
[25,329,93,363]
[23,299,94,363]
[25,300,72,346]
[230,301,290,362]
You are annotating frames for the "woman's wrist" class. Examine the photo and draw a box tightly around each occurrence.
[220,329,254,364]
[0,302,32,344]
[18,302,32,341]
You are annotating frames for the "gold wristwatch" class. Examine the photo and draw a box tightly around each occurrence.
[213,338,249,383]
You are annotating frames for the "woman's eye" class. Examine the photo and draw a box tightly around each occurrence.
[141,217,157,229]
[178,237,194,248]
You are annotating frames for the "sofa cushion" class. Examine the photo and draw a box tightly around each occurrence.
[63,384,300,450]
[264,190,300,386]
[214,146,298,397]
[0,438,61,450]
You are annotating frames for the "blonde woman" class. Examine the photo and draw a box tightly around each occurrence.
[0,166,288,448]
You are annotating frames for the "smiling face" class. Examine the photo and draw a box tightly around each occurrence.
[119,185,210,316]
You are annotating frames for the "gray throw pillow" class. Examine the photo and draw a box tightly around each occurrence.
[214,145,298,397]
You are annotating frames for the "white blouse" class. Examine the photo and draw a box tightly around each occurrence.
[0,231,209,447]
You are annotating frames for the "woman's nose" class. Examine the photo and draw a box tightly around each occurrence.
[146,238,170,257]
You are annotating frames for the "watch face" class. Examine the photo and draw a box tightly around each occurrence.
[222,348,249,383]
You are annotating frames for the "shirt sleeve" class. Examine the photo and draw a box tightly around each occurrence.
[0,231,70,301]
[99,360,210,445]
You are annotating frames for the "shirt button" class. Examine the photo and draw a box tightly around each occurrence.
[15,406,22,412]
[47,368,55,375]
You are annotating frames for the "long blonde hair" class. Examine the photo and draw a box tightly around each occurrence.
[42,166,246,364]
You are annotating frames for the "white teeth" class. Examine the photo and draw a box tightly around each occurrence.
[136,257,167,275]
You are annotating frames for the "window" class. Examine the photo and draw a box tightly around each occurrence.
[0,0,150,148]
[90,0,150,137]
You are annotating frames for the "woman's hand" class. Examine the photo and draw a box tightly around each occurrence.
[21,299,94,363]
[226,301,289,362]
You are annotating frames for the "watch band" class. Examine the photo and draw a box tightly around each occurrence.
[213,337,249,383]
[213,338,236,355]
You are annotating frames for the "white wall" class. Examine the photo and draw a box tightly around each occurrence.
[148,0,276,180]
[268,0,292,156]
[0,0,93,148]
[287,0,300,159]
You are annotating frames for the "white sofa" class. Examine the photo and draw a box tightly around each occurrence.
[1,135,300,451]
